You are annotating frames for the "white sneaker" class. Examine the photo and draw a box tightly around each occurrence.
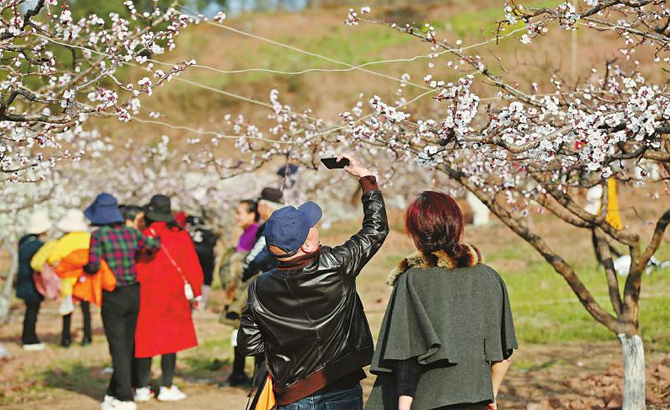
[134,387,152,402]
[100,396,114,410]
[157,385,187,402]
[107,400,137,410]
[22,343,45,351]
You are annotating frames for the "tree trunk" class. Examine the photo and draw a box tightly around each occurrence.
[619,334,646,410]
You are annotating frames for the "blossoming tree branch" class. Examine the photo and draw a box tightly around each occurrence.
[1,1,669,409]
[228,3,669,409]
[0,0,197,182]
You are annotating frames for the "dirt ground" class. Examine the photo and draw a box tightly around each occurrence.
[2,186,669,410]
[1,302,667,410]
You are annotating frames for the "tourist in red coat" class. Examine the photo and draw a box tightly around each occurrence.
[134,195,204,403]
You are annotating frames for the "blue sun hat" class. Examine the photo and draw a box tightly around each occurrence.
[84,193,124,225]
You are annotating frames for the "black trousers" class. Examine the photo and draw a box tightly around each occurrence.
[136,353,177,388]
[22,302,41,345]
[101,284,139,402]
[62,301,92,342]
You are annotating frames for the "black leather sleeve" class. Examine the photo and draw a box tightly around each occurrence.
[237,281,265,357]
[325,188,389,278]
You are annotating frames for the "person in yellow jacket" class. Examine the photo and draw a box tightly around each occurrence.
[47,209,93,347]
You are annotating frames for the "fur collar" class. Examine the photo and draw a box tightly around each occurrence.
[387,243,482,286]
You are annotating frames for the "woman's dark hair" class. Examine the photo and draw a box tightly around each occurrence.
[405,191,465,254]
[240,199,260,222]
[119,205,142,223]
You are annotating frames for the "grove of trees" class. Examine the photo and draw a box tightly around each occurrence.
[2,1,670,409]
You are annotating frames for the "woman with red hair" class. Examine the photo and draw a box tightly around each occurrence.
[366,191,518,410]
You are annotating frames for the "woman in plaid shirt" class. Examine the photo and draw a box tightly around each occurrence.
[83,193,160,410]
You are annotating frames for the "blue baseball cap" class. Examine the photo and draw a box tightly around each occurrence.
[264,201,322,257]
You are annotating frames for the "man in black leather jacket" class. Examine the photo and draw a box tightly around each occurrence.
[237,154,389,409]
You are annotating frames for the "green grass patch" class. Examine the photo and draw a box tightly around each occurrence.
[41,362,109,396]
[502,255,670,350]
[199,335,231,350]
[181,356,231,380]
[443,0,563,38]
[183,23,415,90]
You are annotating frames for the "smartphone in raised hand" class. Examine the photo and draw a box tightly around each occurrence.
[320,157,350,169]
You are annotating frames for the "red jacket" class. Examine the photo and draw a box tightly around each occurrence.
[135,222,204,358]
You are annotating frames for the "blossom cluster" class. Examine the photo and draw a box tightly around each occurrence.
[0,0,196,183]
[345,6,371,26]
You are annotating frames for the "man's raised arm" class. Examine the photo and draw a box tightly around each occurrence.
[324,154,389,276]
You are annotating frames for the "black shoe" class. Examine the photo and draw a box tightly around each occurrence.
[81,337,92,346]
[60,338,72,348]
[222,373,251,388]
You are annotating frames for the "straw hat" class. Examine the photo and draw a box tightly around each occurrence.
[56,209,89,233]
[27,211,53,235]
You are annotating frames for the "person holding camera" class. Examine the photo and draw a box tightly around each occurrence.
[238,154,389,410]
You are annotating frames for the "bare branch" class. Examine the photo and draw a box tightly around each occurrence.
[440,163,625,334]
[594,228,624,317]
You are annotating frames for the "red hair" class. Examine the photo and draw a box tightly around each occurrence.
[405,191,465,253]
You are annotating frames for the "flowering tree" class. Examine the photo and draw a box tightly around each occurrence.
[0,0,204,337]
[0,0,197,184]
[344,3,668,409]
[0,0,205,287]
[3,1,668,407]
[217,3,669,409]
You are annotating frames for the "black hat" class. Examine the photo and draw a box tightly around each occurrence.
[259,187,283,204]
[144,195,174,222]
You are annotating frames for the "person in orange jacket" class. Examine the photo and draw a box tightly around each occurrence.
[56,249,117,307]
[47,209,92,347]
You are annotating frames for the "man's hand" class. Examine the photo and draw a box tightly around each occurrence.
[337,153,372,178]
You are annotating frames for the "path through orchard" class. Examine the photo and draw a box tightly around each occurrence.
[2,220,670,410]
[2,289,669,410]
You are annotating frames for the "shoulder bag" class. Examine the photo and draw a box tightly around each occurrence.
[150,228,195,301]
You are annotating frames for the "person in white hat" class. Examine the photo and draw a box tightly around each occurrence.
[17,211,53,351]
[46,209,93,347]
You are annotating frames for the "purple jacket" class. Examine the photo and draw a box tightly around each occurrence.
[237,223,259,252]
